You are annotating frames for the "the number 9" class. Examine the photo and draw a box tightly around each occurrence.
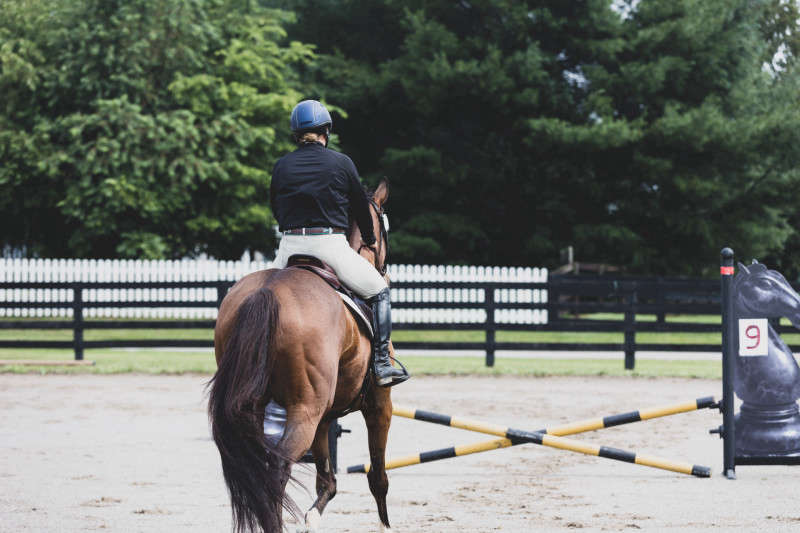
[745,325,761,350]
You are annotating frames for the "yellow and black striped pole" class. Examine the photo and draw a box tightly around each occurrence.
[348,438,514,473]
[347,398,715,477]
[393,397,716,437]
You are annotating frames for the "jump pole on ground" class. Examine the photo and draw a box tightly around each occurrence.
[348,399,715,477]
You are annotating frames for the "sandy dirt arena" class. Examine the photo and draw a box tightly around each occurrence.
[2,373,800,532]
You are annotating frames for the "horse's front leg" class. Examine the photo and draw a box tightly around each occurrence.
[303,418,337,532]
[362,383,393,531]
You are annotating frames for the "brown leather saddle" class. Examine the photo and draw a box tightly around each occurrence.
[286,254,374,334]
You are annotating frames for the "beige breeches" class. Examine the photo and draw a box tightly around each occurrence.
[272,234,387,298]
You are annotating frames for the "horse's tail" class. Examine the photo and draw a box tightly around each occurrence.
[208,287,296,533]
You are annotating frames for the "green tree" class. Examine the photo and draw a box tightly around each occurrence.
[0,0,312,258]
[272,0,800,275]
[757,0,800,280]
[761,0,800,71]
[579,0,800,274]
[273,0,625,266]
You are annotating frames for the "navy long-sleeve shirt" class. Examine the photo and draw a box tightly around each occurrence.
[270,142,376,244]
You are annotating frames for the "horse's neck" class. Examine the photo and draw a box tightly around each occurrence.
[347,224,379,268]
[347,222,360,251]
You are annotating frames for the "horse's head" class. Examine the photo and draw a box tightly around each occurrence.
[733,260,800,328]
[349,179,390,277]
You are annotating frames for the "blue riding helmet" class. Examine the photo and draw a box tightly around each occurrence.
[290,100,333,133]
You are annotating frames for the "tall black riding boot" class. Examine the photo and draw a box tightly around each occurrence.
[368,288,409,387]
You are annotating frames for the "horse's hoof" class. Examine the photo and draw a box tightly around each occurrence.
[379,523,391,533]
[302,508,321,532]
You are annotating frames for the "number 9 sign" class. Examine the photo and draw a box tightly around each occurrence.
[739,318,768,356]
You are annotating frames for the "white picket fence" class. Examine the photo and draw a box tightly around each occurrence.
[0,258,548,324]
[390,264,548,325]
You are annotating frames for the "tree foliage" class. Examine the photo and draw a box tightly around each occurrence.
[4,0,800,276]
[0,0,310,258]
[273,0,800,275]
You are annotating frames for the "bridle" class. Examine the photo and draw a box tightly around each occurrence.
[357,199,389,276]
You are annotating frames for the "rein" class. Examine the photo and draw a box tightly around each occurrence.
[357,199,389,276]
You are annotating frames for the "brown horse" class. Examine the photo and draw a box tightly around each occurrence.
[208,180,394,533]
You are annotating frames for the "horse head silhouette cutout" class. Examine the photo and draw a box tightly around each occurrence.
[734,261,800,328]
[731,259,800,456]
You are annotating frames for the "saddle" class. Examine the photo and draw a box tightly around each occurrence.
[286,255,374,337]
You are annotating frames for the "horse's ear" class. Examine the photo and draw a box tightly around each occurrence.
[739,262,750,274]
[374,179,389,207]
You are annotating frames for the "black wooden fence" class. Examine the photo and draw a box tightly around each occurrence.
[394,276,726,368]
[0,275,756,369]
[0,281,227,360]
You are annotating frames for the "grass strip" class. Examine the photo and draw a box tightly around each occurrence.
[0,349,720,379]
[8,328,800,345]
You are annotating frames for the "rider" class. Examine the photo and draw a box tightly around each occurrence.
[270,100,408,387]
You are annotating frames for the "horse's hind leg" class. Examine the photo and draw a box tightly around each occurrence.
[303,418,337,531]
[278,409,324,529]
[362,386,393,531]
